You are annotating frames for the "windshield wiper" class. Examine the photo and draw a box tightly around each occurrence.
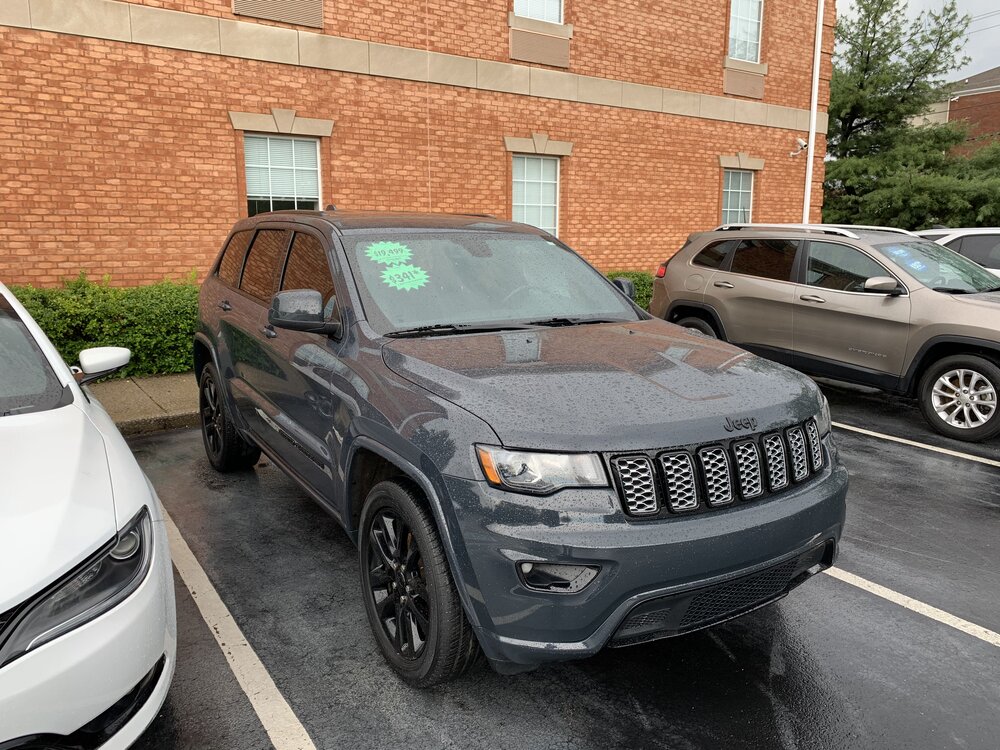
[385,323,535,338]
[932,287,973,294]
[979,286,1000,293]
[523,316,627,327]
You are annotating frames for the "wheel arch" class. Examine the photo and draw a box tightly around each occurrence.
[903,335,1000,395]
[664,301,727,340]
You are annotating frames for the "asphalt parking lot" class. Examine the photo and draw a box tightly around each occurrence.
[129,380,1000,750]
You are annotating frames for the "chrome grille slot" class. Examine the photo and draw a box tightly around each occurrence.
[659,452,699,511]
[733,441,763,499]
[698,447,733,506]
[787,427,809,481]
[805,419,824,471]
[762,434,788,491]
[612,456,659,516]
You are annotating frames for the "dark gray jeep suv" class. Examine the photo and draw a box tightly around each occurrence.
[195,210,847,686]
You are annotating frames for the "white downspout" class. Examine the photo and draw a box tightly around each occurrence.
[802,0,826,223]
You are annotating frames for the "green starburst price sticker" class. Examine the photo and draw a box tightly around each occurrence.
[365,241,412,266]
[381,264,429,291]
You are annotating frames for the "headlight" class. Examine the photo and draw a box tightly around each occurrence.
[476,445,608,494]
[817,394,832,436]
[0,507,152,668]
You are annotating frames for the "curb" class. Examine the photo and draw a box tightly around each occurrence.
[116,412,200,437]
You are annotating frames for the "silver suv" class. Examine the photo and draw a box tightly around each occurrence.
[650,224,1000,442]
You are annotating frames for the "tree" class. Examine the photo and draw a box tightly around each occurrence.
[821,0,1000,228]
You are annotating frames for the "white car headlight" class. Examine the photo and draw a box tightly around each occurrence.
[0,506,152,668]
[476,445,608,495]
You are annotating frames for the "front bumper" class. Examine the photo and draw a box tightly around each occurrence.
[441,437,847,669]
[0,515,176,748]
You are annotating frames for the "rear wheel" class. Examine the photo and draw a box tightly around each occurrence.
[674,316,718,339]
[918,354,1000,442]
[359,480,480,687]
[199,363,261,471]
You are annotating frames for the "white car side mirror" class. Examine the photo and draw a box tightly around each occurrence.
[77,346,131,384]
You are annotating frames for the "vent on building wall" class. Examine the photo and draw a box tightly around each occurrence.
[232,0,324,28]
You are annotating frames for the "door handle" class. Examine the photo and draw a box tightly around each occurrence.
[800,294,826,303]
[218,300,232,312]
[262,325,277,339]
[714,281,735,289]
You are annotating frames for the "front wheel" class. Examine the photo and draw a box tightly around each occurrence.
[918,354,1000,442]
[359,480,480,687]
[674,316,718,339]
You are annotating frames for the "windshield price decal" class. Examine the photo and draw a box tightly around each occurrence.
[365,241,413,266]
[381,264,429,291]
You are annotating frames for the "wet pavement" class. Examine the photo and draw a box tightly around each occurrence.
[130,382,1000,750]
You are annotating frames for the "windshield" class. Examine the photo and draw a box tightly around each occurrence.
[873,240,1000,294]
[343,232,639,334]
[0,298,69,416]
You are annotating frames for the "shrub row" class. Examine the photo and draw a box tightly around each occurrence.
[10,270,655,378]
[606,271,654,311]
[11,275,199,378]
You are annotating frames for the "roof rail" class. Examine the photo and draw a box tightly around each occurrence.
[826,224,917,236]
[713,223,861,239]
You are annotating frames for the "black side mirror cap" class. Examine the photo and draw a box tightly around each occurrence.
[612,277,636,300]
[269,289,343,337]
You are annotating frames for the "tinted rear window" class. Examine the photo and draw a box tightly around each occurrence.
[692,240,737,269]
[0,298,69,417]
[956,235,1000,269]
[240,229,290,303]
[217,230,253,287]
[729,239,798,281]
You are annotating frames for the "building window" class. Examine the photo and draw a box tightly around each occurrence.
[245,134,320,217]
[728,0,763,63]
[513,155,560,236]
[513,0,562,25]
[722,169,754,224]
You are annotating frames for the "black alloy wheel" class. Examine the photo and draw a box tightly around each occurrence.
[198,363,261,472]
[359,480,480,687]
[367,508,431,660]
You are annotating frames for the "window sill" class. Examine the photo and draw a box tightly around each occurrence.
[508,12,573,39]
[724,57,769,76]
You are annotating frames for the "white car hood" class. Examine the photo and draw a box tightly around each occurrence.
[0,404,117,611]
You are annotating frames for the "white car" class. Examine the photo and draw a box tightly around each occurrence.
[0,283,175,748]
[916,228,1000,278]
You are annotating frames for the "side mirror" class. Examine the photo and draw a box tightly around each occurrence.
[269,289,342,337]
[77,346,131,384]
[612,277,636,300]
[864,276,904,295]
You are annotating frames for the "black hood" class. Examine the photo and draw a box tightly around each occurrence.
[382,319,822,452]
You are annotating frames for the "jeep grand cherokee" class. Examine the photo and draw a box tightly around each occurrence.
[195,210,847,686]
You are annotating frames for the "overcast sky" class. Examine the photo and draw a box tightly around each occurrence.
[835,0,999,80]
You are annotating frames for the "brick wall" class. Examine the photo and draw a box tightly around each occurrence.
[950,91,1000,155]
[115,0,834,110]
[0,0,830,287]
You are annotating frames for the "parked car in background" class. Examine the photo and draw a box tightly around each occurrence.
[0,283,175,749]
[651,224,1000,442]
[916,228,1000,278]
[194,210,847,686]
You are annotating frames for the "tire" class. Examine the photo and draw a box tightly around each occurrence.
[675,316,718,339]
[918,354,1000,442]
[198,363,261,471]
[359,480,480,687]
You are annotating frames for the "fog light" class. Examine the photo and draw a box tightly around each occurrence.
[518,562,599,593]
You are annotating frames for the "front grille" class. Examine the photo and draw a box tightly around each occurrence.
[609,419,825,519]
[611,456,658,515]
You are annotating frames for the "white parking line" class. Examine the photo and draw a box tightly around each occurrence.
[832,421,1000,469]
[163,510,318,750]
[825,567,1000,648]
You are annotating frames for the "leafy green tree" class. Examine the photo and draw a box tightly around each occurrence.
[821,0,1000,228]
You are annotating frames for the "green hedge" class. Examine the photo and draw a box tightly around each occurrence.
[11,275,198,378]
[606,271,654,311]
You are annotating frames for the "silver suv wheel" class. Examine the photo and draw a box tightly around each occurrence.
[919,354,1000,442]
[931,368,997,428]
